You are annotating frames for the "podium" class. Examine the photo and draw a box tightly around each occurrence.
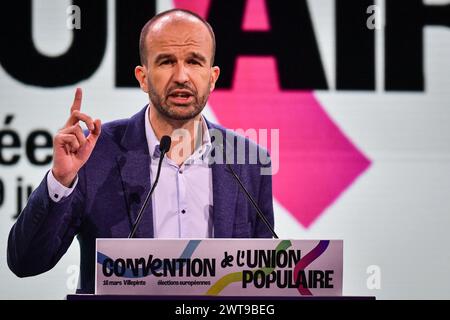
[93,239,344,297]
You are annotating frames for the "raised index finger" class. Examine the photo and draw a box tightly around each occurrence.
[70,88,83,113]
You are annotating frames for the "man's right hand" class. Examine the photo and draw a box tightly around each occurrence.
[52,88,102,187]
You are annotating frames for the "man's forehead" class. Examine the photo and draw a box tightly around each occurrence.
[151,12,201,33]
[147,19,212,53]
[147,14,211,43]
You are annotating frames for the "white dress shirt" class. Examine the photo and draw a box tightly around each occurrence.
[145,107,213,238]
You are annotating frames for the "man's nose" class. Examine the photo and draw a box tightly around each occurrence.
[173,63,190,84]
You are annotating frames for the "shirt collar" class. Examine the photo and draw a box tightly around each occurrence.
[144,105,212,164]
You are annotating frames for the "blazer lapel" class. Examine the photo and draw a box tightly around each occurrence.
[116,106,154,238]
[208,121,240,238]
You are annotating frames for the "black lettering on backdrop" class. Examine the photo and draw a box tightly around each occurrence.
[0,115,21,165]
[26,131,53,165]
[385,0,450,91]
[208,0,328,90]
[0,115,53,166]
[0,115,50,218]
[0,1,448,91]
[0,0,107,87]
[115,0,157,87]
[336,0,375,90]
[0,115,49,219]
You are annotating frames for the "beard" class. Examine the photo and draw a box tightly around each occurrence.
[148,81,210,121]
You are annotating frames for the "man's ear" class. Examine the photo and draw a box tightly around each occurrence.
[135,65,149,93]
[209,66,220,92]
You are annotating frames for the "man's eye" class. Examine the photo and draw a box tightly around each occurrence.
[160,60,173,65]
[188,60,201,65]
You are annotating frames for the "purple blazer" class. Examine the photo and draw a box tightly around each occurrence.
[7,106,274,294]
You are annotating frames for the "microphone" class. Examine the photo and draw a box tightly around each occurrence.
[217,141,279,239]
[128,135,171,238]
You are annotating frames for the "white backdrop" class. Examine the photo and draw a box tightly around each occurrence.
[1,0,449,299]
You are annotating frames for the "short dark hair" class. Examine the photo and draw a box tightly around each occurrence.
[139,9,216,66]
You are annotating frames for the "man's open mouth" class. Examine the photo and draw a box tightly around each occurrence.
[168,90,194,104]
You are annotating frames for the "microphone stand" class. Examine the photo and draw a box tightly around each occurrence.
[225,163,279,239]
[128,137,171,238]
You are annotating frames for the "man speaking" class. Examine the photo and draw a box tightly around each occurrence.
[7,9,274,294]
